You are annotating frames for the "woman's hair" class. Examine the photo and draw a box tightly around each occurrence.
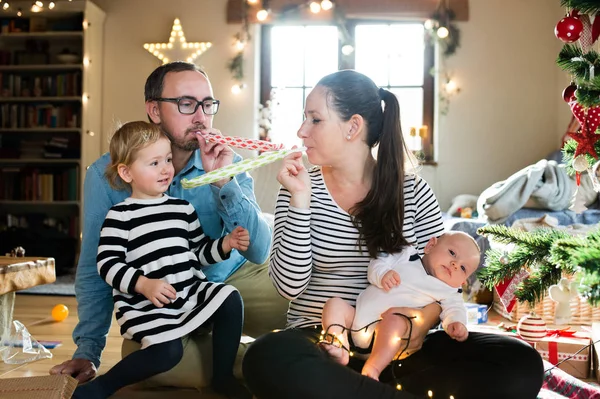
[105,121,166,190]
[316,70,418,257]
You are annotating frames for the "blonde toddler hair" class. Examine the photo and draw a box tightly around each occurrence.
[105,121,167,190]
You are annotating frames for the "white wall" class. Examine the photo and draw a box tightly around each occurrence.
[419,0,568,210]
[94,0,571,210]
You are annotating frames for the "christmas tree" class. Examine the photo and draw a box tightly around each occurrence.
[478,0,600,305]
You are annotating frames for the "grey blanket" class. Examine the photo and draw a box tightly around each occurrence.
[477,159,598,224]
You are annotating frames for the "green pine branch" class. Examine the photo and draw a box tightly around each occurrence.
[477,247,532,288]
[560,0,600,14]
[557,45,600,107]
[477,225,570,251]
[477,225,575,306]
[515,260,563,304]
[556,44,598,79]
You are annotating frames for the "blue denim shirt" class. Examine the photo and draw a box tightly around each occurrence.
[72,150,272,367]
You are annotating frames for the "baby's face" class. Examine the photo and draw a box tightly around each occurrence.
[423,233,480,288]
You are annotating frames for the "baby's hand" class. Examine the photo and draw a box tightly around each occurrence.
[224,226,250,252]
[446,322,468,342]
[380,270,401,292]
[135,276,176,308]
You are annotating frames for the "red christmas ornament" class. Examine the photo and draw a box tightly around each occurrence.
[567,101,600,158]
[592,13,600,44]
[555,15,583,43]
[562,84,577,102]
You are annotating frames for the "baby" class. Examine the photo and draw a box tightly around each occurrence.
[320,231,480,380]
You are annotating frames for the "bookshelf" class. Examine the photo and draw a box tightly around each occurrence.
[0,0,104,273]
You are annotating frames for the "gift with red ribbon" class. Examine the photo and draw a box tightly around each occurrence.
[535,330,591,379]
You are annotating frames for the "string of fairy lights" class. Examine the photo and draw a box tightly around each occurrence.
[0,0,75,15]
[229,0,345,93]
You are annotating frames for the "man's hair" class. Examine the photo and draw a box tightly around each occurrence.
[105,121,166,190]
[144,61,207,102]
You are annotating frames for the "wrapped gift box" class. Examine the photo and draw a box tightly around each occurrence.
[465,303,488,324]
[535,333,591,379]
[592,322,600,382]
[0,375,76,399]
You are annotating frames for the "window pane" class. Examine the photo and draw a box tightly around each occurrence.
[354,25,389,86]
[271,26,306,87]
[270,88,305,149]
[355,24,425,87]
[304,26,339,86]
[389,25,425,86]
[390,88,423,150]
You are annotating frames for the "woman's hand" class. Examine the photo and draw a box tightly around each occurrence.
[277,150,311,208]
[384,302,441,358]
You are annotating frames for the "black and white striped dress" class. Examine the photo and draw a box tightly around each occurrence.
[269,167,445,329]
[97,195,237,349]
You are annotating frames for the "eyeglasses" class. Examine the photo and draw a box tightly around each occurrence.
[153,97,220,115]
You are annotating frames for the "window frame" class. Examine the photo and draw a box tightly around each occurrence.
[259,20,435,161]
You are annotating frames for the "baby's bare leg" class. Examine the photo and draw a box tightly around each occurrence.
[320,297,355,366]
[362,309,409,381]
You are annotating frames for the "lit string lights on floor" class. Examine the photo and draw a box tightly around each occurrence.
[318,313,462,398]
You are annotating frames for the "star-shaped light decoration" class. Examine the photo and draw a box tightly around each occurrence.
[143,18,212,64]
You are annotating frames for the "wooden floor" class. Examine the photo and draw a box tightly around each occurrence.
[0,294,225,398]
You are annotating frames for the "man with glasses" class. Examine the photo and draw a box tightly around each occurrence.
[50,61,287,387]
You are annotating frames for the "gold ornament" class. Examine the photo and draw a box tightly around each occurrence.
[572,155,589,172]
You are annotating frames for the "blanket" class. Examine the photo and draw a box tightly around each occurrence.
[477,159,599,224]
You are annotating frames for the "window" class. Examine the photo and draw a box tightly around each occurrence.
[260,22,434,157]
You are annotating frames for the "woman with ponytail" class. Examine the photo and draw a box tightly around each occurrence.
[243,70,543,399]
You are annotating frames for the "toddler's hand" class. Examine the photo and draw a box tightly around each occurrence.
[224,226,250,252]
[446,321,468,342]
[380,270,401,292]
[135,276,176,308]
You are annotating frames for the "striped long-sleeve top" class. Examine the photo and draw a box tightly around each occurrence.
[269,167,445,329]
[97,195,236,348]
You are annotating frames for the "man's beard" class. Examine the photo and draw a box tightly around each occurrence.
[162,126,201,151]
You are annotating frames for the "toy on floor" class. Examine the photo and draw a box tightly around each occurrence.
[446,194,478,218]
[51,304,69,322]
[27,304,69,328]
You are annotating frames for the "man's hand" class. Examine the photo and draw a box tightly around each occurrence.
[446,321,469,342]
[49,358,97,383]
[196,128,234,187]
[380,270,401,292]
[223,226,250,253]
[135,276,177,307]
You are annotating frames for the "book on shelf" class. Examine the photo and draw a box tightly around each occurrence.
[0,166,78,201]
[0,103,80,129]
[0,71,82,97]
